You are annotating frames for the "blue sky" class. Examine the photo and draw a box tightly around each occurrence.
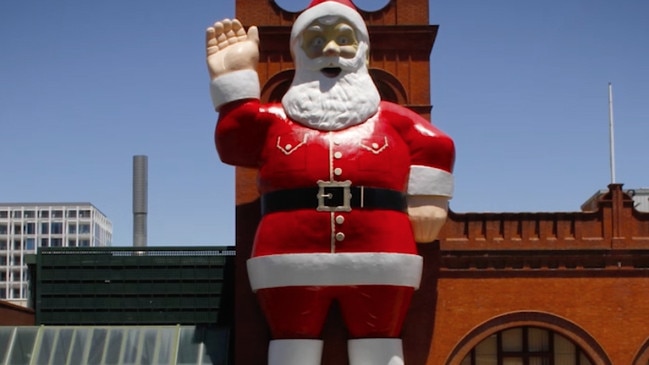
[1,0,647,246]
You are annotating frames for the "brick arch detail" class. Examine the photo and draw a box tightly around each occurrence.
[632,338,649,365]
[444,311,612,365]
[261,70,294,103]
[260,68,408,104]
[369,68,408,104]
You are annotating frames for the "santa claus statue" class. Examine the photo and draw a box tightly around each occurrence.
[206,1,454,364]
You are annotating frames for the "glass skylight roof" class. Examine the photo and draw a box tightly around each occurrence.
[0,325,228,365]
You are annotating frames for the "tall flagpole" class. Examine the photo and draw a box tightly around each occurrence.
[608,82,616,183]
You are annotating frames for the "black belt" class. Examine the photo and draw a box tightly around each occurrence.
[261,180,407,215]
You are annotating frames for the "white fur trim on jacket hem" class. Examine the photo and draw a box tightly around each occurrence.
[407,165,454,197]
[209,69,260,111]
[247,253,423,291]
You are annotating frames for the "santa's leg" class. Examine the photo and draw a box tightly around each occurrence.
[269,339,324,365]
[257,286,332,365]
[339,285,414,365]
[348,338,404,365]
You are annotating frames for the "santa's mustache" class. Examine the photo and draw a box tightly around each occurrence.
[302,43,368,73]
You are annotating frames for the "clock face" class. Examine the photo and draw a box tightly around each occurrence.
[273,0,391,13]
[350,0,391,11]
[273,0,307,12]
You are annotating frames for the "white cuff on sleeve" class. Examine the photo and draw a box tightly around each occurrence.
[407,165,454,197]
[209,69,260,110]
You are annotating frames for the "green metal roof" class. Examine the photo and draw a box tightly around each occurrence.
[29,246,235,326]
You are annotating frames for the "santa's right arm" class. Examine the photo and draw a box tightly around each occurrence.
[206,19,266,167]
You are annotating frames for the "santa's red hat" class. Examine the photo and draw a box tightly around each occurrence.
[290,0,369,46]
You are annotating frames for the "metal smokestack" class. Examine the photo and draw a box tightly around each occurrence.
[133,155,148,247]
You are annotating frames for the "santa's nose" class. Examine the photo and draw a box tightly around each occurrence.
[323,40,340,56]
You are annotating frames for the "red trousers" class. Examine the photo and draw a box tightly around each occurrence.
[256,285,414,339]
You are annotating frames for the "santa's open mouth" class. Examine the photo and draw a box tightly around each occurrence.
[321,67,342,78]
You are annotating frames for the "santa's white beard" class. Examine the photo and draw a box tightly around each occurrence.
[282,43,381,131]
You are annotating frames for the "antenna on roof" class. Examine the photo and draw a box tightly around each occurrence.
[608,82,616,184]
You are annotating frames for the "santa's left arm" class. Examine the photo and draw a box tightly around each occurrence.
[407,161,454,243]
[397,106,455,243]
[407,195,450,243]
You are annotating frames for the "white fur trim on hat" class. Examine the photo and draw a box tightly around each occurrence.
[291,1,369,45]
[407,165,454,197]
[209,69,260,110]
[247,252,423,291]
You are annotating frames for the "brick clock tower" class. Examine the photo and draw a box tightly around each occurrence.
[232,1,439,364]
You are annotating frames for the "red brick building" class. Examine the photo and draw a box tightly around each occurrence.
[0,300,34,326]
[232,1,649,364]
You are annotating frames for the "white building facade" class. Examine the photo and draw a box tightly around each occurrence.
[0,203,112,306]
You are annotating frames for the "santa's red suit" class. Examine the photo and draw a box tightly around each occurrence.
[215,98,454,331]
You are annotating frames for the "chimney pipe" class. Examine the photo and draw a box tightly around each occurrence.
[133,155,148,247]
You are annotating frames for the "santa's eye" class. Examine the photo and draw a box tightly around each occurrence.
[311,37,325,47]
[337,36,349,45]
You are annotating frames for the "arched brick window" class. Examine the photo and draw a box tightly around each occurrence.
[460,326,593,365]
[446,312,611,365]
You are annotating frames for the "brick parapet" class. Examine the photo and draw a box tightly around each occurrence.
[439,184,649,252]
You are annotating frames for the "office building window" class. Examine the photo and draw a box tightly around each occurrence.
[0,239,6,249]
[13,224,21,235]
[80,239,90,247]
[12,211,22,219]
[68,223,77,234]
[80,210,91,218]
[51,222,63,234]
[13,240,21,250]
[0,211,7,219]
[0,288,6,298]
[79,224,91,234]
[24,210,35,218]
[0,224,7,235]
[25,222,35,235]
[41,238,49,247]
[41,223,49,234]
[51,238,62,247]
[39,210,49,218]
[68,239,77,247]
[12,288,20,299]
[25,238,35,251]
[67,210,77,218]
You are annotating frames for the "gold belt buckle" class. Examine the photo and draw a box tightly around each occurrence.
[316,180,352,212]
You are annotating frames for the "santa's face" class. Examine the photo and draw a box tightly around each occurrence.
[282,16,380,131]
[301,18,359,78]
